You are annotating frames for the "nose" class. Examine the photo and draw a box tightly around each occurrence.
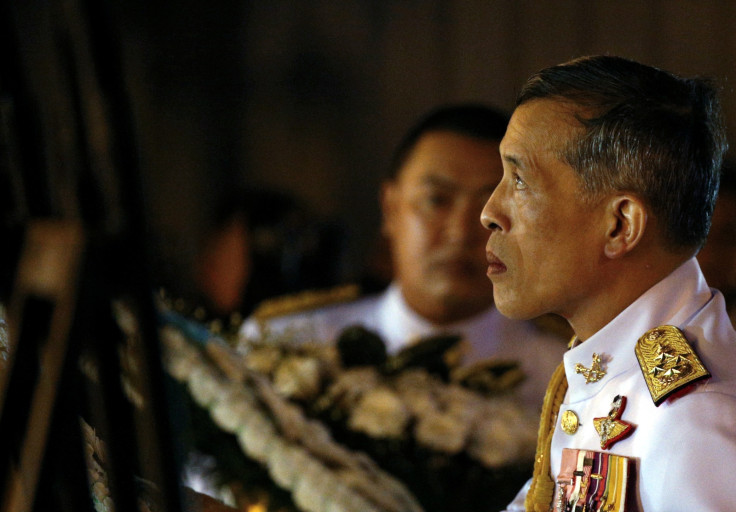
[480,187,505,232]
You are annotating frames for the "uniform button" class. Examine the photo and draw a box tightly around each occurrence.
[560,409,580,435]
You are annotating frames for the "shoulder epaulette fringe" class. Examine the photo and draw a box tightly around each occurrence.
[526,362,568,512]
[252,284,361,321]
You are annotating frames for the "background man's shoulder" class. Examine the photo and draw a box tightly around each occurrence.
[239,284,383,343]
[250,284,362,322]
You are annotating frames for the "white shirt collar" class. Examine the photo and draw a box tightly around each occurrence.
[378,282,499,354]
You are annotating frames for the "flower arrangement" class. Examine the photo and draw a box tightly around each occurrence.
[161,310,538,512]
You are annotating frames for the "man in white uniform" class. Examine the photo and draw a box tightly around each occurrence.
[240,104,568,410]
[482,55,736,511]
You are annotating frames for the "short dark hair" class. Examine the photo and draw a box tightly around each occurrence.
[518,55,728,250]
[388,103,509,179]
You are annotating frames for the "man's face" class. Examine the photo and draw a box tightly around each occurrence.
[481,99,608,321]
[382,130,502,323]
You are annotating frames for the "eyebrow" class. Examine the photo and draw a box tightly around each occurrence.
[502,153,524,169]
[421,172,498,195]
[420,173,457,188]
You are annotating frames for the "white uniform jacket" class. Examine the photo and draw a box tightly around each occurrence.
[504,258,736,511]
[239,282,567,410]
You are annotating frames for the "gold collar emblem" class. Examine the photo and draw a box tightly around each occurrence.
[575,352,606,384]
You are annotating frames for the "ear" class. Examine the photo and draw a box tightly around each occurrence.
[603,194,647,259]
[380,181,398,237]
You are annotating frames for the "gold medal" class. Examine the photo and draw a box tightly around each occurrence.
[593,395,635,450]
[560,409,580,435]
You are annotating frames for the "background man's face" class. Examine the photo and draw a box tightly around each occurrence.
[482,100,607,321]
[382,130,502,323]
[196,215,252,314]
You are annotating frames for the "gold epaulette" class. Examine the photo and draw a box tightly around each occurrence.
[635,325,711,406]
[251,284,361,321]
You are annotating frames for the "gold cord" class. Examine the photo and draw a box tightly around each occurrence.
[525,362,568,512]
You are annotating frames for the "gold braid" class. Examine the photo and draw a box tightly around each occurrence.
[525,362,568,512]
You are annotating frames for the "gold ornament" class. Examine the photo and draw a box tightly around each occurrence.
[593,395,635,450]
[575,352,606,383]
[635,325,710,406]
[560,410,579,435]
[525,364,568,512]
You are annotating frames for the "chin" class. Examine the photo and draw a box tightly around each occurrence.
[492,296,537,320]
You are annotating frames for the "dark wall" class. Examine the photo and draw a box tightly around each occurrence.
[64,1,736,297]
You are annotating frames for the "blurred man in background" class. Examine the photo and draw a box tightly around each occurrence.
[240,103,568,409]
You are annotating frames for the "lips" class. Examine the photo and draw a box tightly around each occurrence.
[485,250,507,276]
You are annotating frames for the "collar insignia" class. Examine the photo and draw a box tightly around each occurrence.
[575,352,606,384]
[593,395,635,450]
[634,325,711,406]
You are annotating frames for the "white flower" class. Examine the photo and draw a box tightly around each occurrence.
[273,356,322,400]
[188,365,225,407]
[210,385,256,433]
[467,398,538,468]
[244,345,283,375]
[348,387,410,439]
[323,367,380,410]
[414,411,467,454]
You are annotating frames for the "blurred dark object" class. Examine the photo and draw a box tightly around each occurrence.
[383,333,463,379]
[698,159,736,323]
[1,1,185,511]
[336,324,388,368]
[210,187,348,318]
[182,186,349,339]
[244,188,348,311]
[451,360,526,396]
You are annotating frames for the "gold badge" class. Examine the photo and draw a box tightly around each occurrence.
[575,352,606,383]
[593,395,635,450]
[560,410,580,435]
[635,325,711,406]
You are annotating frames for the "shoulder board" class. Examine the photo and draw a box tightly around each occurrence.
[251,284,361,321]
[634,324,711,406]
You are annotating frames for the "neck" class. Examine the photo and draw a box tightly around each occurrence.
[567,251,690,341]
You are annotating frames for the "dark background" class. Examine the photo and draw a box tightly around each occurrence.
[6,0,736,302]
[115,0,736,297]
